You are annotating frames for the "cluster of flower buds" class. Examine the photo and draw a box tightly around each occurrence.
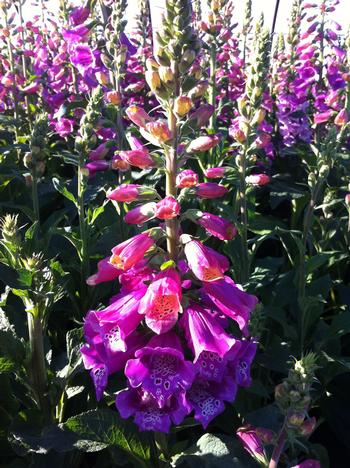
[275,353,318,439]
[23,113,49,177]
[81,0,258,433]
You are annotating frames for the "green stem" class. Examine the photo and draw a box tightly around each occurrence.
[18,0,32,131]
[31,166,40,235]
[78,155,89,286]
[27,310,51,423]
[209,41,217,133]
[238,129,251,284]
[165,61,179,261]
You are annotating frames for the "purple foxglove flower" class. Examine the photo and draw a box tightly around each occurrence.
[176,169,198,188]
[124,202,157,225]
[185,375,237,429]
[125,332,195,407]
[107,184,143,203]
[95,288,147,349]
[55,117,73,137]
[116,388,190,432]
[88,143,109,161]
[184,239,229,282]
[110,232,155,271]
[314,109,334,124]
[202,276,258,335]
[291,461,320,468]
[155,196,181,220]
[86,256,122,286]
[236,426,268,465]
[181,303,241,382]
[71,44,95,74]
[197,212,237,241]
[119,260,155,291]
[138,268,182,334]
[85,160,109,177]
[196,182,228,199]
[70,6,90,26]
[230,339,257,387]
[117,149,155,169]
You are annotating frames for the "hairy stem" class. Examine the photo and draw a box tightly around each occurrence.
[268,425,286,468]
[77,154,89,289]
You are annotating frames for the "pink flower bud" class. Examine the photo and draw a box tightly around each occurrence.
[255,132,271,149]
[176,169,198,188]
[106,91,122,105]
[86,257,121,286]
[196,182,228,199]
[197,212,237,240]
[126,105,153,128]
[187,134,221,153]
[110,232,155,271]
[255,427,275,445]
[204,167,227,178]
[107,184,147,203]
[55,118,74,137]
[145,121,172,143]
[85,160,109,176]
[117,149,155,169]
[334,109,348,126]
[88,143,109,161]
[124,202,157,225]
[236,427,268,465]
[314,109,334,124]
[246,174,270,186]
[155,196,180,220]
[345,193,350,205]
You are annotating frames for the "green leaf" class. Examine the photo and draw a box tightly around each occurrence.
[171,433,258,467]
[52,178,77,206]
[0,308,25,361]
[0,356,15,374]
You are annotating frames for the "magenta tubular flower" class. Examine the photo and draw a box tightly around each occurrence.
[202,276,258,335]
[116,388,190,432]
[236,426,267,464]
[124,202,157,225]
[138,268,182,334]
[291,461,321,468]
[184,239,229,282]
[155,196,180,220]
[126,105,153,128]
[86,256,122,286]
[70,44,95,74]
[125,332,195,407]
[110,232,155,271]
[185,375,237,429]
[88,143,109,161]
[230,339,257,387]
[187,134,221,153]
[245,174,270,186]
[118,149,155,169]
[85,160,109,177]
[55,117,73,137]
[70,6,90,26]
[144,121,172,144]
[188,104,214,127]
[176,169,198,188]
[197,212,237,241]
[119,260,155,291]
[196,182,228,199]
[204,167,227,178]
[107,184,157,203]
[181,304,241,382]
[314,109,334,124]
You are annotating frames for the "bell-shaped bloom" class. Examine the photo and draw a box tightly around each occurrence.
[188,103,213,128]
[138,268,182,334]
[236,426,268,465]
[230,339,257,387]
[94,288,146,349]
[314,109,334,124]
[291,461,321,468]
[155,196,180,219]
[126,105,153,128]
[110,232,155,271]
[125,333,195,407]
[116,387,190,433]
[176,169,198,188]
[81,310,145,400]
[107,184,157,203]
[55,118,73,137]
[187,134,221,153]
[70,44,95,73]
[174,96,193,116]
[202,277,258,335]
[181,304,241,382]
[145,121,172,144]
[86,256,122,286]
[119,260,155,291]
[196,182,228,199]
[124,202,157,225]
[204,167,228,179]
[184,239,229,282]
[117,149,155,169]
[246,174,270,186]
[197,212,237,241]
[185,375,237,429]
[70,6,90,25]
[88,143,109,161]
[85,160,109,177]
[106,91,122,105]
[334,109,348,126]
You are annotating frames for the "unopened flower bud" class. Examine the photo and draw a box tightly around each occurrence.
[158,66,174,83]
[299,417,316,437]
[145,70,161,92]
[174,96,193,116]
[106,90,122,106]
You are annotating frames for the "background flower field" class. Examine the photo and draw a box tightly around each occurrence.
[0,0,349,467]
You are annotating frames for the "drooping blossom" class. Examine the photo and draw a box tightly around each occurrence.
[197,212,237,241]
[187,134,221,153]
[184,239,229,282]
[86,257,122,286]
[196,182,228,199]
[155,196,180,219]
[110,232,156,271]
[176,169,199,188]
[124,202,157,225]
